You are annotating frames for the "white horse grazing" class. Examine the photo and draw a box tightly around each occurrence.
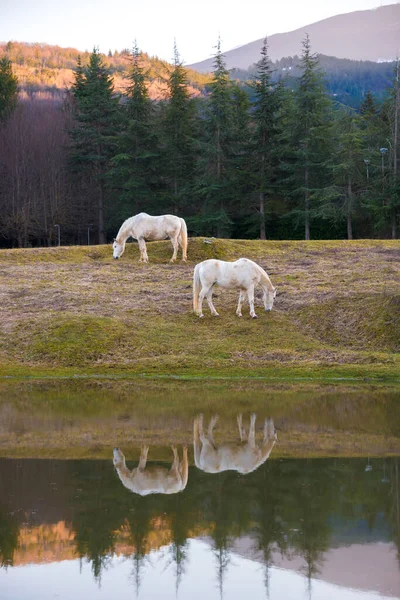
[193,258,276,318]
[193,414,277,475]
[112,213,188,262]
[113,445,188,496]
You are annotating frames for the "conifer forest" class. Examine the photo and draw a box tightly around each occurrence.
[0,36,399,247]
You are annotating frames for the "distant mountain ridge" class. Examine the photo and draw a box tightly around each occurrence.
[188,4,400,72]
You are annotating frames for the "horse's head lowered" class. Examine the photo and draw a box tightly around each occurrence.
[112,238,125,259]
[264,287,277,311]
[113,448,125,468]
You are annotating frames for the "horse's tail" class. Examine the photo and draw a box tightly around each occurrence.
[178,218,188,261]
[180,446,189,490]
[193,263,202,314]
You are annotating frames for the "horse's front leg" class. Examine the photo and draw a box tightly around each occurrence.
[263,418,278,444]
[236,291,244,317]
[169,235,179,263]
[247,285,257,318]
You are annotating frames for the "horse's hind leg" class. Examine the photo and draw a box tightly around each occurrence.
[198,285,217,317]
[197,413,208,445]
[247,285,257,318]
[206,287,219,317]
[193,416,202,468]
[169,235,179,263]
[237,413,246,441]
[170,445,179,473]
[248,413,257,448]
[139,444,149,471]
[177,234,186,262]
[207,415,219,447]
[236,291,244,317]
[138,238,148,263]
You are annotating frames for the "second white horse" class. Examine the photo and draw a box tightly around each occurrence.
[193,258,276,318]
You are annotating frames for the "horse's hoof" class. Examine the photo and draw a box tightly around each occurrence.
[199,314,204,319]
[251,314,258,319]
[236,313,242,318]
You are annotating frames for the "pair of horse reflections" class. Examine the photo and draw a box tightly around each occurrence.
[112,213,277,319]
[113,414,277,497]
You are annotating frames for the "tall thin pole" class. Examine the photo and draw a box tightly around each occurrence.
[54,224,60,246]
[392,59,399,238]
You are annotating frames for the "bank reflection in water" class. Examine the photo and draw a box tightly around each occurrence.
[0,447,400,597]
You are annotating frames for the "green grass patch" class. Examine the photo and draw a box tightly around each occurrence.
[24,314,127,366]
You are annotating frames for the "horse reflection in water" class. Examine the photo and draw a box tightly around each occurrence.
[194,413,277,474]
[113,445,188,496]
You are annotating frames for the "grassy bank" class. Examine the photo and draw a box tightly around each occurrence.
[0,238,399,381]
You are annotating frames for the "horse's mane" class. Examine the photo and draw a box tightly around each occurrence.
[254,262,275,291]
[116,215,138,241]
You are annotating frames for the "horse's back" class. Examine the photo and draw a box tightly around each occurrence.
[133,213,182,240]
[198,258,260,288]
[121,467,184,495]
[200,444,261,474]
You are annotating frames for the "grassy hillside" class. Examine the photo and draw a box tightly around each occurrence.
[0,238,399,382]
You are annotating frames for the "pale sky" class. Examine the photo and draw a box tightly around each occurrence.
[1,0,397,64]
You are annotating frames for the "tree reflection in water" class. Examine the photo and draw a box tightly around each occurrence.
[0,454,400,596]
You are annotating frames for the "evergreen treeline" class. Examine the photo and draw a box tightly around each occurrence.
[232,54,398,108]
[0,37,399,247]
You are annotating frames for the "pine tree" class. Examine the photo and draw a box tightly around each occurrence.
[360,90,378,118]
[365,60,400,238]
[291,35,333,239]
[0,57,18,121]
[69,48,119,243]
[196,38,236,236]
[331,106,366,239]
[229,82,251,229]
[109,42,159,221]
[161,42,198,215]
[71,55,86,100]
[249,38,282,239]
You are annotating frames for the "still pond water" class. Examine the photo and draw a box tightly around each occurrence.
[0,381,399,599]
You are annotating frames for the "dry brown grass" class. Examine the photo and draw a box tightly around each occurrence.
[0,238,399,378]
